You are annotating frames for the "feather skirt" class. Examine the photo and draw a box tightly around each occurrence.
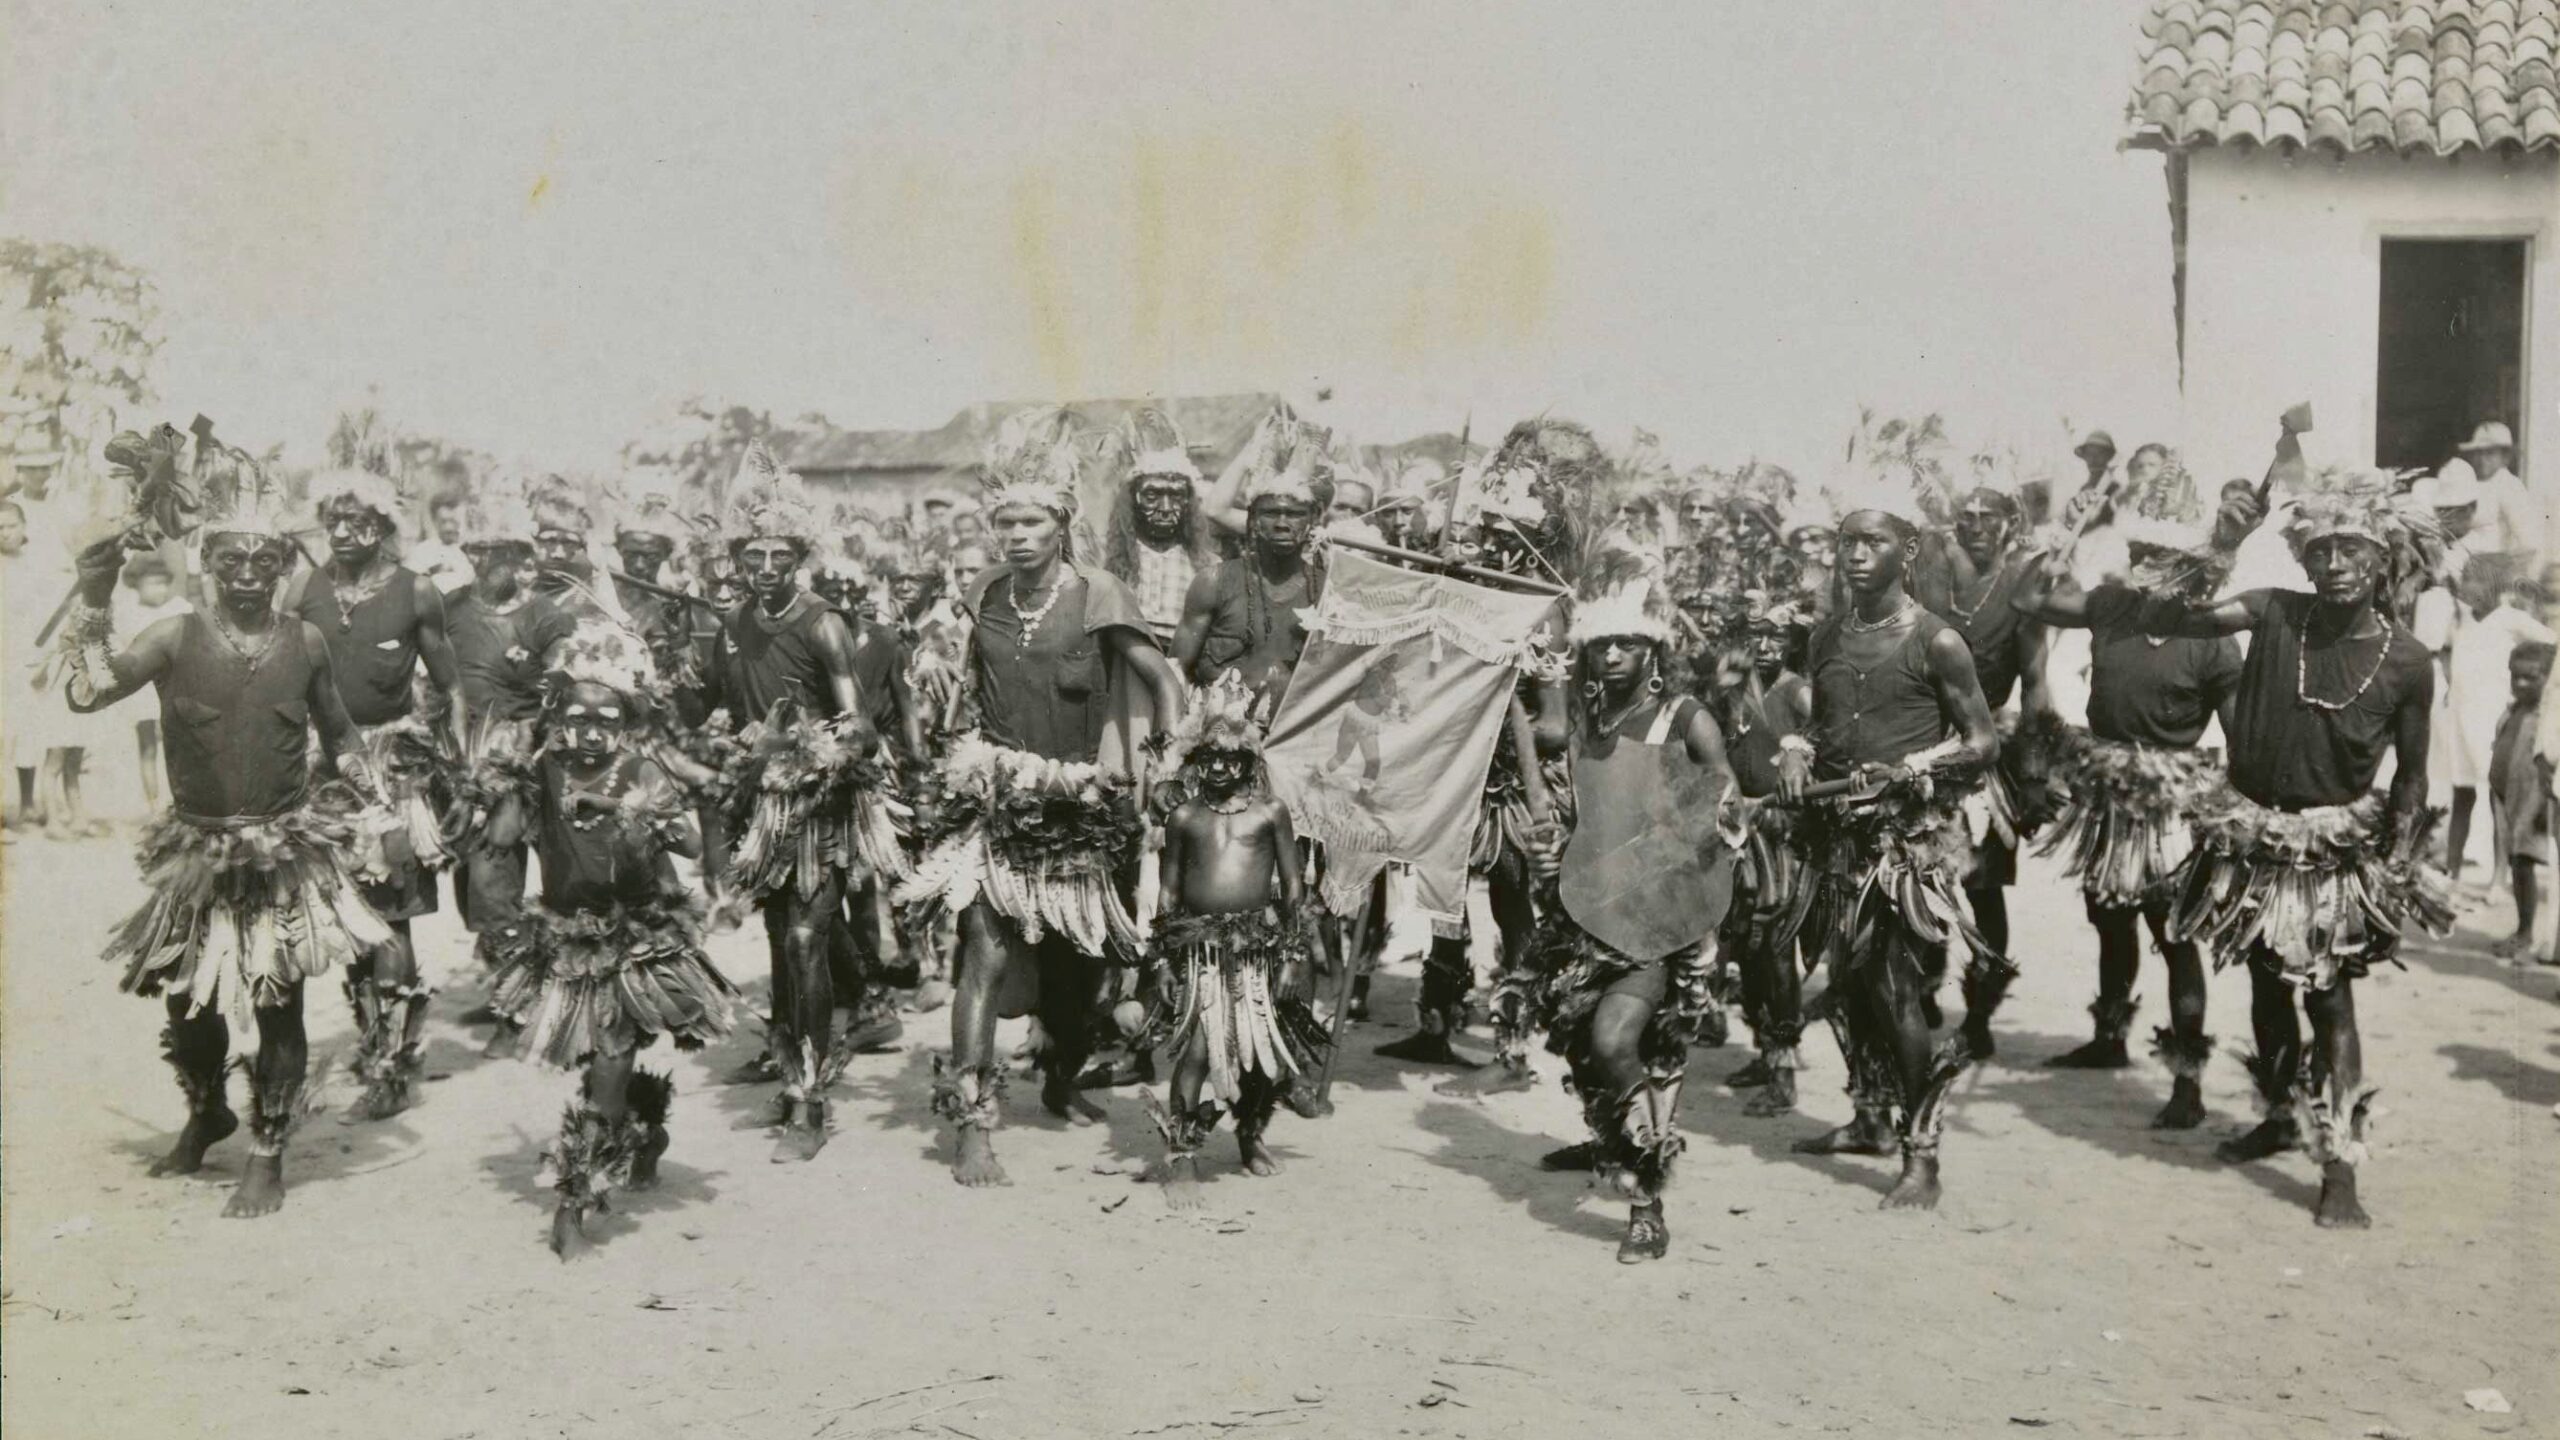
[481,900,738,1068]
[104,795,395,1041]
[1138,908,1330,1106]
[893,738,1146,958]
[2036,736,2224,908]
[724,716,909,901]
[1806,783,1997,983]
[2167,794,2452,990]
[353,713,455,876]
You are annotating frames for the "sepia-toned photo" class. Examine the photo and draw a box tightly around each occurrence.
[2,4,2553,1436]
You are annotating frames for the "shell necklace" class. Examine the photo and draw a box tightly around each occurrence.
[1843,599,1913,635]
[2295,611,2394,712]
[1010,571,1067,647]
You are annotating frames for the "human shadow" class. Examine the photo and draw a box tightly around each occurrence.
[1403,1097,1621,1243]
[1676,1069,1899,1200]
[479,1111,726,1254]
[2438,1040,2560,1109]
[107,1038,416,1191]
[1991,1025,2320,1213]
[2399,931,2560,1004]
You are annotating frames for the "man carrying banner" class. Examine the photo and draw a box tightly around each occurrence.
[1777,506,2005,1211]
[1521,574,1736,1262]
[1172,441,1326,703]
[897,409,1187,1188]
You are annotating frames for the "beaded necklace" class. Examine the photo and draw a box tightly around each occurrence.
[2295,610,2394,712]
[1009,571,1067,648]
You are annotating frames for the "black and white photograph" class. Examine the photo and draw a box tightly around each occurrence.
[1,3,2554,1436]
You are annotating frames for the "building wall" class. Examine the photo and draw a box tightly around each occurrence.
[2180,147,2557,488]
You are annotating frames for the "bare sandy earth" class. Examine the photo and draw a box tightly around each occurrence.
[4,837,2554,1440]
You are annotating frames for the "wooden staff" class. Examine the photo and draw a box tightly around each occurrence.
[1322,532,1568,598]
[1310,886,1380,1114]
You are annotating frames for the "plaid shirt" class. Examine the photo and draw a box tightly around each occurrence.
[1131,542,1195,645]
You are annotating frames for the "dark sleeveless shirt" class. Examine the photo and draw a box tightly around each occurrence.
[2227,591,2434,811]
[160,613,321,819]
[1724,675,1808,798]
[1945,558,2030,710]
[1807,607,1958,780]
[966,565,1151,763]
[445,593,567,722]
[2082,583,2243,748]
[845,615,910,744]
[722,592,843,724]
[294,566,422,726]
[536,760,681,911]
[1194,558,1315,686]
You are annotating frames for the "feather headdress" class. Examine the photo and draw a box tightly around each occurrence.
[1567,575,1678,646]
[193,427,293,544]
[526,473,593,536]
[1162,671,1270,773]
[308,467,406,524]
[2279,467,2444,584]
[979,407,1083,518]
[718,441,819,544]
[546,617,659,699]
[1116,405,1200,485]
[611,465,692,545]
[1459,417,1612,533]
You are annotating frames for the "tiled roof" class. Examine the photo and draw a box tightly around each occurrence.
[2125,0,2560,155]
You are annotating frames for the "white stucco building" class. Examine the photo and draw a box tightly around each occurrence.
[2124,0,2558,489]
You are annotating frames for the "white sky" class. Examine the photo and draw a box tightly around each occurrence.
[1,1,2180,477]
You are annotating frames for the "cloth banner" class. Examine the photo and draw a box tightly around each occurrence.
[1263,550,1558,927]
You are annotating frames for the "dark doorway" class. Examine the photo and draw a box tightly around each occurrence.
[2376,239,2527,473]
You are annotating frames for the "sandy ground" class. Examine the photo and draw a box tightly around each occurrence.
[3,835,2555,1440]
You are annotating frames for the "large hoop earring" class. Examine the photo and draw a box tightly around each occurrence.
[1580,680,1602,701]
[1646,672,1666,695]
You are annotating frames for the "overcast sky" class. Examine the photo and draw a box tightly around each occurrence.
[2,1,2179,477]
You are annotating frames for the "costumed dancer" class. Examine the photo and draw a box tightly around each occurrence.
[1172,437,1326,703]
[286,467,463,1121]
[609,469,700,696]
[1916,478,2060,1057]
[2012,476,2243,1129]
[2144,429,2448,1228]
[894,408,1187,1187]
[1775,507,2005,1210]
[1099,405,1218,650]
[1381,419,1584,1093]
[713,443,908,1162]
[1139,673,1330,1208]
[58,433,392,1217]
[809,530,926,1040]
[477,620,735,1258]
[884,542,972,1008]
[1715,599,1816,1116]
[1524,575,1737,1261]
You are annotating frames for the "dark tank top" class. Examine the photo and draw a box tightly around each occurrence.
[294,566,421,726]
[1724,675,1807,798]
[536,761,681,911]
[445,593,550,721]
[2082,583,2243,748]
[1807,607,1956,780]
[159,613,321,819]
[723,592,843,723]
[2226,591,2434,810]
[1945,558,2028,710]
[1195,558,1315,685]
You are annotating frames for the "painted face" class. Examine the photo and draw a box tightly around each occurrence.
[701,557,748,615]
[734,537,805,602]
[991,503,1065,570]
[1749,624,1791,676]
[1247,497,1312,557]
[810,566,865,611]
[533,528,585,585]
[556,679,630,768]
[1131,476,1194,542]
[1445,524,1485,566]
[2304,534,2383,608]
[1194,746,1252,797]
[1479,520,1534,576]
[615,534,674,583]
[321,497,390,566]
[1589,636,1654,691]
[1952,491,2016,568]
[466,542,531,600]
[1327,480,1375,528]
[1836,511,1909,598]
[203,532,294,610]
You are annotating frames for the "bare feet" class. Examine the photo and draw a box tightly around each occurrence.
[1723,1056,1773,1090]
[1743,1069,1799,1117]
[150,1107,238,1176]
[1161,1154,1206,1210]
[2491,933,2529,960]
[1539,1141,1597,1171]
[730,1092,794,1131]
[1434,1061,1533,1098]
[1282,1075,1328,1120]
[770,1104,827,1163]
[549,1204,591,1260]
[2045,1036,2131,1070]
[2215,1115,2299,1163]
[1239,1133,1282,1177]
[2150,1076,2207,1130]
[2313,1161,2371,1228]
[1617,1202,1669,1263]
[1041,1075,1105,1127]
[1881,1151,1942,1210]
[952,1127,1009,1187]
[1792,1113,1895,1157]
[222,1154,286,1218]
[1374,1030,1479,1066]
